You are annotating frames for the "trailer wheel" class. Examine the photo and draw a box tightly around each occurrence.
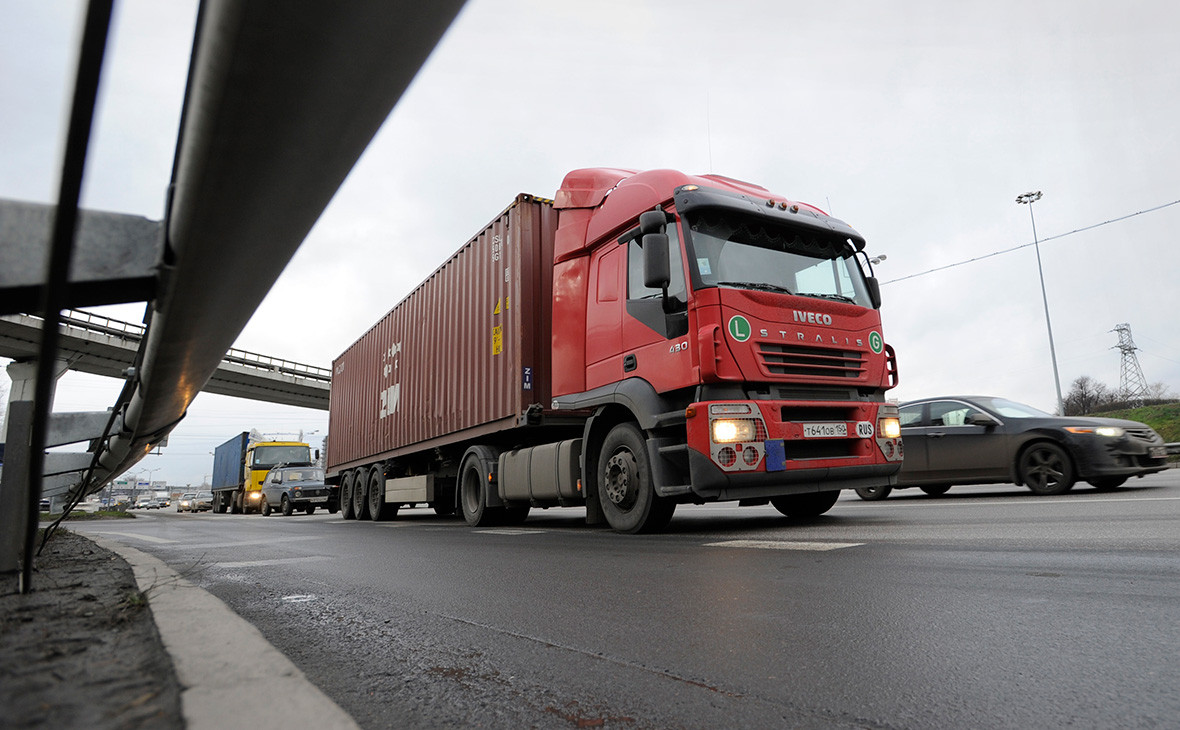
[770,490,840,518]
[352,467,370,520]
[597,423,675,534]
[459,446,501,527]
[367,466,397,521]
[229,493,242,514]
[340,473,355,520]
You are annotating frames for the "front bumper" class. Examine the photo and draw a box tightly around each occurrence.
[1066,432,1169,479]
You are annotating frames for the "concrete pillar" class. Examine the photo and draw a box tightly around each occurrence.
[0,360,68,575]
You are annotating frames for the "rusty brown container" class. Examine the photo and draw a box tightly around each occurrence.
[327,195,558,475]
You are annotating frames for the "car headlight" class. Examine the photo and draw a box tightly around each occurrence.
[712,418,757,444]
[1065,426,1125,437]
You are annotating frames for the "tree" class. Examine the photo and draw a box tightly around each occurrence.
[1063,375,1113,416]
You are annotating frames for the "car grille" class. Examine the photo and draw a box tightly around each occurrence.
[758,343,866,380]
[1125,427,1159,445]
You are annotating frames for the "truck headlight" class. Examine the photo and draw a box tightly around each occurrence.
[878,417,901,439]
[712,419,757,444]
[249,492,261,500]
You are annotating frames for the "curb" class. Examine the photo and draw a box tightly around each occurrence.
[89,536,359,730]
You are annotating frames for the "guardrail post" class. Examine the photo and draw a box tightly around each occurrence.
[0,359,67,581]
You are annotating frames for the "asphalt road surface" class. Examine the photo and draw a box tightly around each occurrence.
[74,472,1180,729]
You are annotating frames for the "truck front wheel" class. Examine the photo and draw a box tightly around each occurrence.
[597,423,675,534]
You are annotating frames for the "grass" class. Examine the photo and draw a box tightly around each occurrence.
[1091,402,1180,443]
[42,510,137,521]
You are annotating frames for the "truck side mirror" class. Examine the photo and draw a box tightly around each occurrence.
[643,232,670,289]
[866,276,881,309]
[639,210,666,235]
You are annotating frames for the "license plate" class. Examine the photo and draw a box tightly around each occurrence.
[310,496,328,503]
[1150,445,1167,459]
[803,422,847,438]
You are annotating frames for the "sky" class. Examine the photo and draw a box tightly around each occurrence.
[2,0,1179,487]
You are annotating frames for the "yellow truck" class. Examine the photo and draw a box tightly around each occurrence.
[211,432,314,514]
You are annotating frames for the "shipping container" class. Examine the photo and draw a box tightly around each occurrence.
[327,195,559,475]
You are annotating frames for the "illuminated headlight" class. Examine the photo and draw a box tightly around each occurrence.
[879,417,901,440]
[1066,426,1125,437]
[712,418,757,443]
[248,492,261,500]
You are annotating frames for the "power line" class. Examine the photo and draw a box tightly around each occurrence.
[882,197,1180,285]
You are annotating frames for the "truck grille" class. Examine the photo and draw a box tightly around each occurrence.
[758,343,866,380]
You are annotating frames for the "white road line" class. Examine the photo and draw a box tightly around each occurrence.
[160,535,327,551]
[216,556,332,568]
[92,531,177,544]
[865,495,1180,508]
[474,530,547,537]
[706,539,863,551]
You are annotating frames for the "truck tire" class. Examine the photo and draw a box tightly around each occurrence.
[597,423,675,534]
[340,473,355,520]
[367,466,398,521]
[771,490,840,518]
[352,467,371,520]
[229,493,242,514]
[459,445,502,527]
[213,493,228,514]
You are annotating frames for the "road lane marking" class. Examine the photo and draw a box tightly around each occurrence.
[216,556,331,568]
[862,495,1180,508]
[706,539,863,551]
[158,535,327,551]
[91,531,177,544]
[474,529,547,535]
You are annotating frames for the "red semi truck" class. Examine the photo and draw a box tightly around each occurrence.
[327,168,902,533]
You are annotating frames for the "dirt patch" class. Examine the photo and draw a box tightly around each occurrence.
[0,530,183,729]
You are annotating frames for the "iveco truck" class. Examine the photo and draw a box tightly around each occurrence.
[327,168,902,533]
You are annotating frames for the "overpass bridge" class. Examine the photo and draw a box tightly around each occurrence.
[0,309,330,410]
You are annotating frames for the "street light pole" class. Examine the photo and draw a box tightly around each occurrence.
[1016,191,1064,414]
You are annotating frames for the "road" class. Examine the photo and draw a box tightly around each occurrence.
[73,472,1180,729]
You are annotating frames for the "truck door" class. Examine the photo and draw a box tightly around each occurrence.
[620,220,694,392]
[584,245,625,390]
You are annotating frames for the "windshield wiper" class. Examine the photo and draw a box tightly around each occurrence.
[797,292,856,303]
[714,281,793,295]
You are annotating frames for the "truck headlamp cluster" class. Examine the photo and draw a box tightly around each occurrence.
[712,419,757,444]
[879,417,901,440]
[875,405,903,462]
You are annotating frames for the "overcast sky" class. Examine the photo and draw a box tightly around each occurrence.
[3,0,1178,486]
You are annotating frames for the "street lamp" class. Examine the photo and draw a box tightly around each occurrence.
[1016,191,1064,415]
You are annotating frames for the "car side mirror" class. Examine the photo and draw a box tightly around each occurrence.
[967,412,1000,428]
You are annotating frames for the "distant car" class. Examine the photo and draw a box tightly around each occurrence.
[259,466,333,516]
[177,492,197,512]
[193,491,214,512]
[855,396,1169,500]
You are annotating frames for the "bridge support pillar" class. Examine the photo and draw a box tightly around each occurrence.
[0,359,68,581]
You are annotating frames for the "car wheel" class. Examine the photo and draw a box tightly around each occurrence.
[1089,476,1127,491]
[771,490,840,518]
[305,505,315,515]
[261,499,271,517]
[1019,442,1075,495]
[281,495,294,516]
[597,423,675,533]
[920,484,952,496]
[854,485,892,501]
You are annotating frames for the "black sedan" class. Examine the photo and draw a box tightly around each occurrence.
[855,395,1169,500]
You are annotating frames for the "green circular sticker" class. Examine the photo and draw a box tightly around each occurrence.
[868,331,883,354]
[728,315,752,342]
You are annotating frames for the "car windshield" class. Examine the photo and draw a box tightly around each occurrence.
[282,469,324,482]
[684,210,872,307]
[974,397,1054,418]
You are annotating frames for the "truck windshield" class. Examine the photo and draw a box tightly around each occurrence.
[252,445,311,468]
[685,210,872,307]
